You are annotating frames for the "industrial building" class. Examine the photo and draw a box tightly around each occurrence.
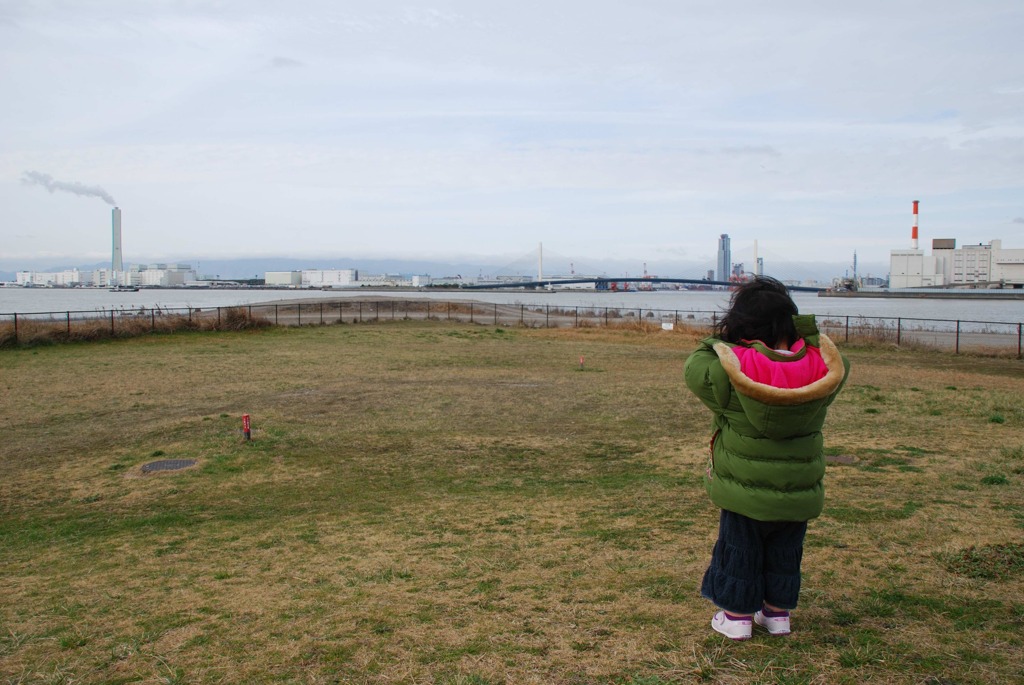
[302,269,359,288]
[16,263,197,288]
[265,269,361,288]
[889,202,1024,288]
[123,264,198,287]
[357,273,431,288]
[265,271,304,287]
[16,268,91,287]
[890,239,1024,288]
[265,269,430,288]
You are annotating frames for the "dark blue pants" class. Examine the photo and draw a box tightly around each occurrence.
[700,509,807,615]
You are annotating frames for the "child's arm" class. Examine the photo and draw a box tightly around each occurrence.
[684,343,732,412]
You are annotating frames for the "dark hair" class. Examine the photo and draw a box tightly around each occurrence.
[714,276,799,348]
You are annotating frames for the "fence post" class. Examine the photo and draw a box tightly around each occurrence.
[447,302,451,321]
[546,305,550,328]
[13,313,17,343]
[111,310,115,336]
[297,304,301,326]
[275,304,279,325]
[494,303,498,325]
[217,307,221,328]
[575,306,578,328]
[321,302,324,325]
[897,318,902,346]
[955,320,960,354]
[605,307,609,327]
[520,304,524,326]
[392,301,396,320]
[1018,323,1022,360]
[845,316,849,342]
[67,311,71,336]
[151,309,156,332]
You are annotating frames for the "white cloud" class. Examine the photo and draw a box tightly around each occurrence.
[2,1,1024,269]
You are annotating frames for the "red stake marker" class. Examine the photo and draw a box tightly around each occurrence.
[242,413,251,441]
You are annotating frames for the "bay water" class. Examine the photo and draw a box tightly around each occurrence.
[2,287,1023,325]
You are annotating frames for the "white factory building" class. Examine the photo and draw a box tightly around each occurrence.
[266,269,431,288]
[123,264,198,287]
[265,269,361,287]
[265,271,304,287]
[16,264,198,288]
[17,268,93,287]
[890,239,1024,289]
[303,269,359,288]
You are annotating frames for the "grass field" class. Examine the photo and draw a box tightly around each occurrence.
[1,321,1022,684]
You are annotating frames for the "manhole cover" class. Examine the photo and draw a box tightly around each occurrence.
[141,459,197,473]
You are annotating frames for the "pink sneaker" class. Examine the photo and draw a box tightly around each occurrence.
[711,611,752,640]
[754,610,791,635]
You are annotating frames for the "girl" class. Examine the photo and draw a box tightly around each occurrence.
[684,276,849,640]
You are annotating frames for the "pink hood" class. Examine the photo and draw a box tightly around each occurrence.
[730,339,829,390]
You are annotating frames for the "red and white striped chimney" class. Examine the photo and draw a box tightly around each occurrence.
[912,200,919,250]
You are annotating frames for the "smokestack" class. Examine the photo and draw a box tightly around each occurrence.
[112,207,123,273]
[912,200,919,250]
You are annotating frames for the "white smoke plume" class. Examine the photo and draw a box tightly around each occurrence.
[21,170,116,205]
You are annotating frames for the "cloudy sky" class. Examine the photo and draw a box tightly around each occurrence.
[2,0,1023,275]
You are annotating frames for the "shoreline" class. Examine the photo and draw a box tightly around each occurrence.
[819,290,1024,300]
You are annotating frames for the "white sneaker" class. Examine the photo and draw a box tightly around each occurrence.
[711,611,752,640]
[754,610,791,635]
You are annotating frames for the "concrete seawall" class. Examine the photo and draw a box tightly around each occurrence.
[819,290,1024,300]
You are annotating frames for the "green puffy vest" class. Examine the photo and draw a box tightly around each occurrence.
[683,316,849,522]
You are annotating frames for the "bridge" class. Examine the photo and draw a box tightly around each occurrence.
[463,277,826,293]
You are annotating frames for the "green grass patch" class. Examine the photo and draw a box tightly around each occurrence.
[825,501,920,524]
[942,543,1024,580]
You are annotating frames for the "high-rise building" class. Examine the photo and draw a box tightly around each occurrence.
[717,234,731,282]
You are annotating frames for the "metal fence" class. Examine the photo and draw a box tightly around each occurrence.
[2,300,1022,357]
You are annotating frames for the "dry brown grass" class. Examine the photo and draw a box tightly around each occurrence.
[0,307,270,348]
[1,321,1022,684]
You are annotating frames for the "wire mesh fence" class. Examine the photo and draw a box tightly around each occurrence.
[2,300,1022,357]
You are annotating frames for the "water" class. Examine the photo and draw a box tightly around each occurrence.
[2,286,1023,324]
